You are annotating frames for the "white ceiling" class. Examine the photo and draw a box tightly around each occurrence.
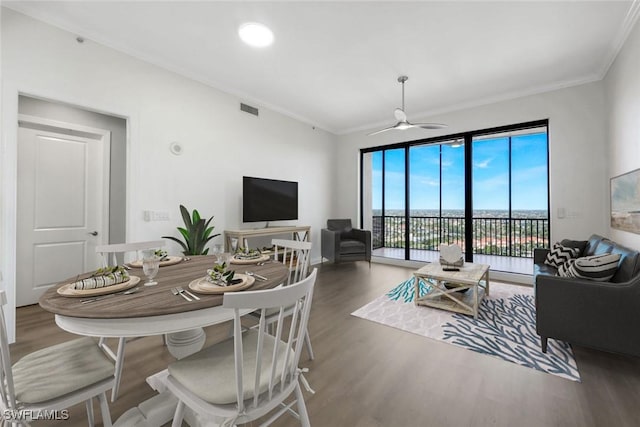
[4,1,640,134]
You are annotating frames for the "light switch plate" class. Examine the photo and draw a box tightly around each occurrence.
[144,210,171,221]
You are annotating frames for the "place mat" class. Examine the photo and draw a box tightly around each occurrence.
[188,273,255,294]
[57,276,140,297]
[230,254,270,265]
[128,256,183,268]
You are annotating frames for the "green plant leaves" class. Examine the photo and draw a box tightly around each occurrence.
[162,204,221,255]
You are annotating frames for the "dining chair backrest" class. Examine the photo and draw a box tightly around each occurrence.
[225,268,316,415]
[272,239,312,286]
[96,240,166,266]
[0,290,115,425]
[0,291,17,411]
[95,240,165,402]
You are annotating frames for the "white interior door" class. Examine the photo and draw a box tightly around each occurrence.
[17,123,110,306]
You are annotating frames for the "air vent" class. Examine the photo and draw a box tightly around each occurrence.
[240,103,259,116]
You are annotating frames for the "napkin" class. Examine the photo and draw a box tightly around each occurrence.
[72,270,129,290]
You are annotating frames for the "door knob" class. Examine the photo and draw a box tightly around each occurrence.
[88,231,99,236]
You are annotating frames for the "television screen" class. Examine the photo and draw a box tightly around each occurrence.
[243,176,298,223]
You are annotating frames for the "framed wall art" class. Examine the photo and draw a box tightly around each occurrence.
[611,168,640,234]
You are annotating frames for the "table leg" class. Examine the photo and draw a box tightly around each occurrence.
[486,270,490,296]
[166,328,206,359]
[474,281,478,319]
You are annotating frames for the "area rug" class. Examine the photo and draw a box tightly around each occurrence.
[351,277,580,382]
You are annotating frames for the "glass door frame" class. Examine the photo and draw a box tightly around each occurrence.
[360,119,550,262]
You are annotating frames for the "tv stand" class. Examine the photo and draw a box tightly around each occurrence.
[224,226,311,252]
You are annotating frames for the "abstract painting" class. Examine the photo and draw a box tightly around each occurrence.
[611,168,640,234]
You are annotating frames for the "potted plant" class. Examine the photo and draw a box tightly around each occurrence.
[163,205,220,255]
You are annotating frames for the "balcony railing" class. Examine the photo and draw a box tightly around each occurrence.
[372,215,549,258]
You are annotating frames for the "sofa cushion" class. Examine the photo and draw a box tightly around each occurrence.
[560,239,588,257]
[340,239,365,254]
[610,244,640,283]
[544,242,579,268]
[327,219,352,233]
[593,239,615,255]
[583,234,606,256]
[535,263,558,277]
[559,253,622,281]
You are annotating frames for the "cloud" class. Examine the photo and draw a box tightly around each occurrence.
[474,158,492,169]
[419,178,439,187]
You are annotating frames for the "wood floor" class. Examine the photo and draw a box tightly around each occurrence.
[11,263,640,427]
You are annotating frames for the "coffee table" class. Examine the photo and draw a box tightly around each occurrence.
[413,262,490,319]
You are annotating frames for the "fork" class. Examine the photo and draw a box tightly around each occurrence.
[171,287,192,302]
[177,286,200,301]
[245,271,268,281]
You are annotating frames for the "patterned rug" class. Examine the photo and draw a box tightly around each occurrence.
[351,277,580,382]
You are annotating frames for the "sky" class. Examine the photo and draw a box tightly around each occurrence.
[371,132,548,212]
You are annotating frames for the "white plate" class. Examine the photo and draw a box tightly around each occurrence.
[57,276,140,297]
[128,256,183,268]
[188,273,255,294]
[230,254,270,265]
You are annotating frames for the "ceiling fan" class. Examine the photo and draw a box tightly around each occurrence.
[368,75,447,136]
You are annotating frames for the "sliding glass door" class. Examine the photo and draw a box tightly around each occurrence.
[472,128,549,257]
[408,140,465,261]
[361,120,549,271]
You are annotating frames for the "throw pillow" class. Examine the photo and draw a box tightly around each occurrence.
[558,259,576,277]
[560,239,588,257]
[544,242,579,268]
[559,253,622,281]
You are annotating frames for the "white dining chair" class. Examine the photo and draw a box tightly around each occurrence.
[165,269,317,427]
[268,239,315,360]
[272,238,312,286]
[95,240,166,267]
[94,239,166,402]
[0,291,115,427]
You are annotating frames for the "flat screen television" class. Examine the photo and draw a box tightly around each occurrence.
[243,176,298,223]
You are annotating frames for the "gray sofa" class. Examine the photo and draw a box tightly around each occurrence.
[534,234,640,357]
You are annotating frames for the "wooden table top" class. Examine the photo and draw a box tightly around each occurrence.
[39,256,289,319]
[414,262,490,285]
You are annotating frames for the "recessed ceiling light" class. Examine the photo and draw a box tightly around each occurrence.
[238,22,274,48]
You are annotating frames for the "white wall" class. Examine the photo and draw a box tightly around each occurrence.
[605,17,640,250]
[1,9,337,341]
[335,81,609,244]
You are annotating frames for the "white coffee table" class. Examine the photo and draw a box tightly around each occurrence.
[413,262,490,319]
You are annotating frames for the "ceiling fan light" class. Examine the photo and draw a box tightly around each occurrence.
[396,122,411,130]
[238,22,274,47]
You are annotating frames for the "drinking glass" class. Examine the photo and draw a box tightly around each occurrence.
[212,244,223,263]
[142,256,160,286]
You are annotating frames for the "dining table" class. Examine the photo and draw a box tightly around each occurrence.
[38,255,289,359]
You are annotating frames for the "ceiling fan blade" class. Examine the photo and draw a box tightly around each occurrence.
[415,122,448,130]
[368,76,448,136]
[394,108,407,121]
[367,125,399,136]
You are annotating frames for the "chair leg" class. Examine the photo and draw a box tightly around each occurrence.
[294,382,311,427]
[111,337,127,402]
[304,328,315,361]
[98,392,113,427]
[541,337,548,353]
[171,401,186,427]
[86,398,95,427]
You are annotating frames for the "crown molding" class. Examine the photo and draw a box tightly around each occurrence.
[597,0,640,78]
